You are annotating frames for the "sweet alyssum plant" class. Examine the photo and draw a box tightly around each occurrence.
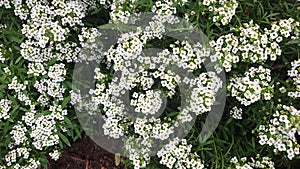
[0,0,299,169]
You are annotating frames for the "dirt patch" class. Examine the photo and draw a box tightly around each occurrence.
[48,136,128,169]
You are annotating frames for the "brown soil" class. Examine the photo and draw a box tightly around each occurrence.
[48,136,128,169]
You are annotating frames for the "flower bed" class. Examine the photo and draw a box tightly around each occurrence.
[0,0,299,169]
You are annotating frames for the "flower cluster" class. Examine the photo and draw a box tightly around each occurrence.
[0,0,100,168]
[27,62,47,76]
[131,90,164,115]
[0,45,5,63]
[287,59,300,98]
[30,114,60,150]
[48,150,61,161]
[152,0,187,15]
[0,99,12,120]
[268,18,300,40]
[19,0,90,63]
[4,147,36,167]
[230,154,275,169]
[71,13,223,169]
[228,66,274,106]
[157,138,204,169]
[258,105,300,160]
[189,72,222,115]
[124,136,152,169]
[34,77,66,101]
[0,0,11,9]
[230,106,243,119]
[10,123,28,146]
[0,0,29,20]
[109,0,135,24]
[211,19,299,72]
[199,0,238,25]
[109,0,188,24]
[4,148,40,169]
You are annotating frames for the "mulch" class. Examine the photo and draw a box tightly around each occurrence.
[48,136,128,169]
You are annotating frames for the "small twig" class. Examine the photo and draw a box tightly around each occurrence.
[272,64,286,71]
[270,17,278,21]
[64,154,86,163]
[85,159,89,169]
[242,7,252,16]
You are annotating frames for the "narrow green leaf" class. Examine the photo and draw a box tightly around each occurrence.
[64,116,72,125]
[58,133,71,147]
[167,111,179,117]
[61,95,70,108]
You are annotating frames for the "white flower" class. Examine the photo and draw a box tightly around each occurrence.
[49,150,61,161]
[230,106,243,119]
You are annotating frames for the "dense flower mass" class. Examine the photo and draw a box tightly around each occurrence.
[199,0,238,25]
[228,66,274,106]
[230,154,275,169]
[0,99,12,120]
[75,19,223,167]
[211,19,300,72]
[258,105,300,160]
[157,138,204,169]
[0,0,299,168]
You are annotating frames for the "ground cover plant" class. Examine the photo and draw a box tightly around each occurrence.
[0,0,299,169]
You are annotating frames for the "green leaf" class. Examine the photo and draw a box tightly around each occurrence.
[2,30,24,43]
[15,56,23,64]
[39,157,49,164]
[167,111,179,117]
[19,107,28,112]
[224,118,233,127]
[0,84,7,91]
[7,94,17,105]
[0,76,7,83]
[64,116,72,125]
[90,7,104,15]
[47,58,57,66]
[58,132,71,147]
[63,81,73,89]
[251,137,255,149]
[10,105,20,114]
[285,39,300,46]
[198,139,214,146]
[61,95,70,108]
[74,127,82,139]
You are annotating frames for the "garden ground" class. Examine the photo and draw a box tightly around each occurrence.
[48,135,127,169]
